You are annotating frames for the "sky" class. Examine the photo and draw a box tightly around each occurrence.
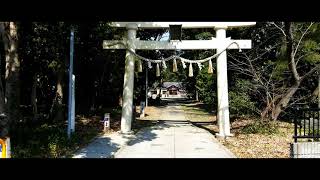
[159,32,169,41]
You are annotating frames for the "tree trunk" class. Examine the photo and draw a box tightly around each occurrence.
[311,86,319,102]
[0,75,6,137]
[270,22,301,121]
[261,95,280,120]
[119,95,123,107]
[0,23,6,137]
[195,90,199,101]
[0,22,20,137]
[0,74,4,113]
[31,74,38,119]
[54,69,64,122]
[0,28,5,114]
[272,81,301,120]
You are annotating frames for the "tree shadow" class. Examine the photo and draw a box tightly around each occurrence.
[191,122,219,135]
[125,122,172,146]
[183,103,215,114]
[72,136,115,158]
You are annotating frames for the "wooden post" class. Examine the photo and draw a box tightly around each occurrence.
[140,101,145,118]
[104,113,110,132]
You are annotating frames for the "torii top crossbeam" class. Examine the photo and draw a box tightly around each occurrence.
[110,22,256,29]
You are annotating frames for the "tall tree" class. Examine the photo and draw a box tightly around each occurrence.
[228,22,320,120]
[0,22,20,136]
[271,22,320,120]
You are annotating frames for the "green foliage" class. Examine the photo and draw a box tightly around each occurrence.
[196,62,216,105]
[195,32,214,40]
[242,121,280,135]
[229,79,257,116]
[272,60,288,81]
[305,53,320,64]
[11,118,101,158]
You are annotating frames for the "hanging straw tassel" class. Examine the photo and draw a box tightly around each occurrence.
[162,61,167,70]
[148,61,152,69]
[156,63,160,77]
[208,59,213,74]
[189,63,193,77]
[173,58,178,72]
[197,62,203,71]
[182,60,187,69]
[137,58,143,72]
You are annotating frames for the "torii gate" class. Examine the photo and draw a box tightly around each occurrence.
[103,22,256,138]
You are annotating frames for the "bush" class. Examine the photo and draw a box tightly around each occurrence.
[242,121,280,135]
[11,120,100,158]
[229,80,257,116]
[229,91,256,116]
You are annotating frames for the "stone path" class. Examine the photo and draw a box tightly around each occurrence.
[159,102,186,121]
[73,99,235,158]
[114,122,235,158]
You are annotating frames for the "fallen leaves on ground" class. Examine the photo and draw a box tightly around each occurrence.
[204,118,294,158]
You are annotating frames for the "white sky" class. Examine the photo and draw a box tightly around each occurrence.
[159,32,169,41]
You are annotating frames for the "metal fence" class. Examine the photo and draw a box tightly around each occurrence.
[294,108,320,142]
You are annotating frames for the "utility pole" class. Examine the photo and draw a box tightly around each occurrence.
[145,62,148,107]
[68,27,75,138]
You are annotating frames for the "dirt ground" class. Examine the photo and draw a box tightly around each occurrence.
[204,118,294,158]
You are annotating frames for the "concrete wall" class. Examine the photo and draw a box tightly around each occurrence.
[291,142,320,158]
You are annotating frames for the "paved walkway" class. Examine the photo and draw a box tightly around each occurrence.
[114,123,235,158]
[73,99,235,158]
[73,132,135,158]
[160,102,186,121]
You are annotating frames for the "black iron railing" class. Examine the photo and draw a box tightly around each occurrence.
[294,108,320,142]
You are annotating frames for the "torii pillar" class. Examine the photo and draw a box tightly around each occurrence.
[120,23,138,133]
[215,26,231,138]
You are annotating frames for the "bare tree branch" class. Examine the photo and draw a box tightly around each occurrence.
[270,22,286,37]
[301,64,320,81]
[293,22,314,59]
